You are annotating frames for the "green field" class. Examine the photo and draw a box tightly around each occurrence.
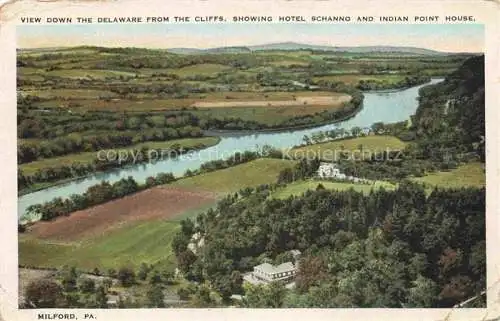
[21,88,119,99]
[19,220,180,271]
[168,63,232,77]
[172,158,296,193]
[271,179,396,199]
[45,69,137,80]
[412,162,485,189]
[20,137,220,175]
[291,135,407,161]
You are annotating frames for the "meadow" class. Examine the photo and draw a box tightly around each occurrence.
[271,179,396,199]
[291,135,408,161]
[412,162,485,188]
[19,220,180,271]
[172,158,296,193]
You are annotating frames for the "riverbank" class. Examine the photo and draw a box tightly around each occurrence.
[18,137,221,196]
[202,79,437,136]
[202,101,364,137]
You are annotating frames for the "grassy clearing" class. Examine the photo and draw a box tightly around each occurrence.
[19,220,180,271]
[45,69,137,80]
[172,158,296,193]
[291,135,407,161]
[20,137,220,175]
[170,63,232,77]
[169,201,219,222]
[412,162,485,189]
[271,180,396,199]
[268,60,311,67]
[21,89,118,99]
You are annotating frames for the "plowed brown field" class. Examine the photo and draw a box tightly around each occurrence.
[28,186,217,241]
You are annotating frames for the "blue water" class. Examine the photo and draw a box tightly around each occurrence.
[18,79,442,219]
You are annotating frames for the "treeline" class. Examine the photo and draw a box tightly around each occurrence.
[18,99,202,139]
[173,182,485,308]
[19,47,271,70]
[18,126,203,164]
[18,143,210,191]
[356,75,430,91]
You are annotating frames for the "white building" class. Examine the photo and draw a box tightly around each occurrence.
[244,250,301,285]
[317,162,340,178]
[252,262,297,283]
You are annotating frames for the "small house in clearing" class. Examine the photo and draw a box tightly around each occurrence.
[317,162,340,179]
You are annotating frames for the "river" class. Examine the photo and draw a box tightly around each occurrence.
[18,78,442,219]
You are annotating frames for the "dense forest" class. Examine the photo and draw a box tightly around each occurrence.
[172,55,486,308]
[411,55,485,162]
[173,182,485,308]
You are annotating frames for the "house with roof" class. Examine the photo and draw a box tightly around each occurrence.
[252,262,297,283]
[243,249,302,285]
[317,162,340,179]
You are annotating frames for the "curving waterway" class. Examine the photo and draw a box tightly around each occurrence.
[18,78,442,219]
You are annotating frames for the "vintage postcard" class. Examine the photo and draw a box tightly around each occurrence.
[0,0,499,320]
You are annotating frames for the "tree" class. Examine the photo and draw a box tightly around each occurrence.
[295,256,328,293]
[78,277,96,294]
[149,270,162,285]
[102,278,113,292]
[161,269,175,285]
[117,267,136,287]
[192,285,214,308]
[177,250,197,273]
[439,275,474,307]
[147,285,165,308]
[94,286,108,308]
[61,266,78,292]
[25,278,63,308]
[107,268,117,278]
[407,275,438,307]
[243,282,286,308]
[138,263,150,281]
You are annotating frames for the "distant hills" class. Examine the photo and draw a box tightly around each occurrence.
[18,42,479,56]
[167,42,453,55]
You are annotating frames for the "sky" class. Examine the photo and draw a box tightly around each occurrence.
[17,23,484,53]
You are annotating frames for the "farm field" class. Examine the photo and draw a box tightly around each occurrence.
[291,135,407,161]
[190,92,351,108]
[172,158,296,193]
[271,179,396,199]
[27,186,217,242]
[412,162,485,189]
[19,219,180,271]
[20,137,220,175]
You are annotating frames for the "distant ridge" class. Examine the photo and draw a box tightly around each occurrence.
[167,42,452,55]
[18,43,480,56]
